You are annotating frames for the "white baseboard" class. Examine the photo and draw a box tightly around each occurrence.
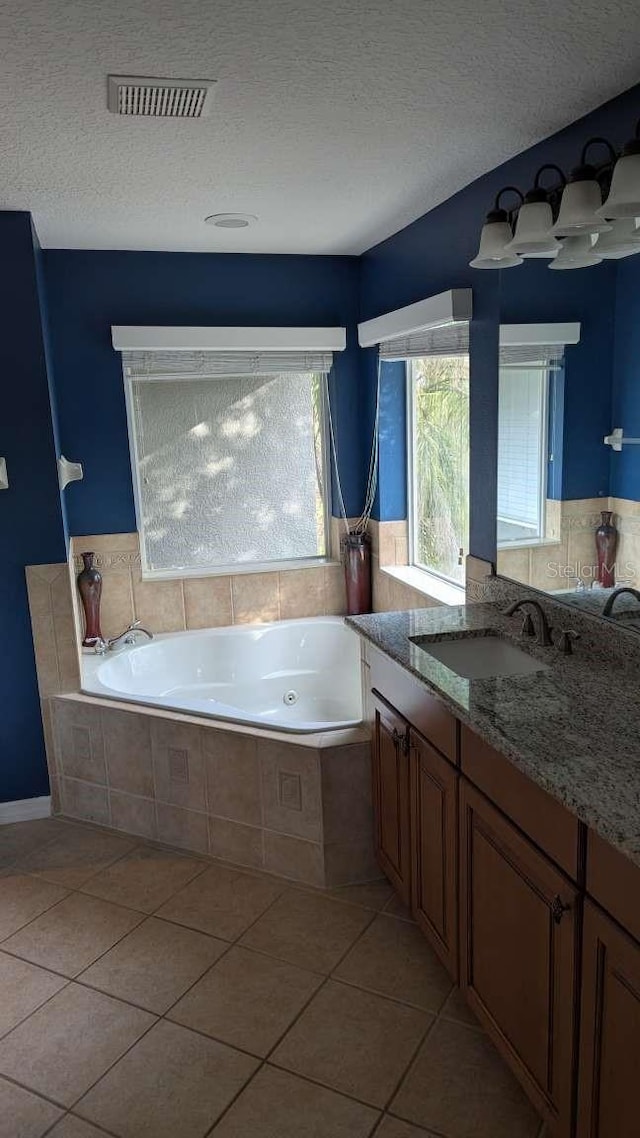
[0,796,52,825]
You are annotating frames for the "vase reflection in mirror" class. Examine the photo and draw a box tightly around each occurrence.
[595,511,618,589]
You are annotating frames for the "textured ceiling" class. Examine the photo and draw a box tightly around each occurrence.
[1,0,640,253]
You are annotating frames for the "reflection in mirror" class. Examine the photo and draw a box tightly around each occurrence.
[495,253,640,630]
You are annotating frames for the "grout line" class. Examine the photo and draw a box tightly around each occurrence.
[381,1011,439,1114]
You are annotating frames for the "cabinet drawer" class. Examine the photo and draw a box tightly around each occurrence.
[369,646,457,763]
[587,829,640,945]
[461,725,582,880]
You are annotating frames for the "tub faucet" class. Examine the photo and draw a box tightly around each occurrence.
[602,586,640,617]
[502,598,554,647]
[94,620,153,655]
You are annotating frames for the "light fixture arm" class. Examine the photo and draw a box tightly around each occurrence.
[533,164,566,192]
[494,186,524,214]
[580,137,618,169]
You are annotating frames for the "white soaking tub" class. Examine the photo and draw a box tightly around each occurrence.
[81,616,363,733]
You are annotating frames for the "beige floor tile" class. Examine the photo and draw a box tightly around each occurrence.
[81,845,207,913]
[0,872,69,941]
[0,951,67,1037]
[0,1075,63,1138]
[15,826,134,889]
[2,892,143,977]
[169,944,322,1056]
[391,1018,541,1138]
[334,914,453,1012]
[384,894,416,922]
[329,880,393,911]
[156,863,284,940]
[48,1118,113,1137]
[80,916,227,1013]
[240,889,373,973]
[0,983,154,1107]
[211,1065,380,1138]
[272,980,430,1108]
[0,818,64,867]
[439,985,479,1027]
[77,1020,258,1138]
[376,1117,438,1137]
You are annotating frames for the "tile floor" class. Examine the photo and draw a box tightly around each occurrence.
[0,816,544,1138]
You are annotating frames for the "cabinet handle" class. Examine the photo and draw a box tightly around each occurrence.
[551,895,570,924]
[392,727,409,754]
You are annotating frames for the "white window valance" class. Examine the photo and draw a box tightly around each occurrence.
[357,288,472,349]
[122,349,334,380]
[112,325,346,352]
[499,322,580,370]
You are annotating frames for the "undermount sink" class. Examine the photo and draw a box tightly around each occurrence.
[410,634,550,680]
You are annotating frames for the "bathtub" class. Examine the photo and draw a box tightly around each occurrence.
[81,616,363,733]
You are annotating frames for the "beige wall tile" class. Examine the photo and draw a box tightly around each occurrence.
[209,817,264,869]
[183,576,233,629]
[53,700,106,784]
[60,778,110,827]
[102,708,153,797]
[30,612,61,696]
[232,573,280,624]
[497,547,531,586]
[26,566,55,619]
[279,567,325,620]
[263,831,325,886]
[156,803,209,854]
[203,731,261,826]
[324,837,379,887]
[323,563,347,615]
[260,741,322,841]
[151,720,206,811]
[321,743,372,844]
[98,569,135,639]
[55,635,81,692]
[132,570,185,633]
[72,533,140,555]
[110,791,157,840]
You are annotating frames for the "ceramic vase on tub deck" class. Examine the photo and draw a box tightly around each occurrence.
[77,551,103,647]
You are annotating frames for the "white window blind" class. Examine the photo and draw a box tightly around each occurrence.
[497,365,548,537]
[498,344,564,369]
[122,349,334,380]
[379,322,469,361]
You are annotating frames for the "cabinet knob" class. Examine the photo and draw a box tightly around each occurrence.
[391,727,408,754]
[551,895,570,924]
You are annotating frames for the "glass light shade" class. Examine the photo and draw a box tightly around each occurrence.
[592,218,640,259]
[469,220,523,269]
[550,179,611,236]
[548,234,602,270]
[505,200,560,256]
[597,152,640,219]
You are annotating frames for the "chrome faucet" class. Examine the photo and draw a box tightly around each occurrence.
[602,586,640,617]
[502,598,554,647]
[94,620,153,655]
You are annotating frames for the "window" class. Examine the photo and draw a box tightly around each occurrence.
[123,351,331,577]
[407,353,470,585]
[497,364,549,545]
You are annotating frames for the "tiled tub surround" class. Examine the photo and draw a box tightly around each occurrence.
[348,598,640,868]
[497,496,640,591]
[49,695,375,888]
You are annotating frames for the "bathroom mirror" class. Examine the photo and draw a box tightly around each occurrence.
[494,254,640,629]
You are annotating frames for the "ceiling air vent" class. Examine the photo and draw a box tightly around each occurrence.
[107,75,216,118]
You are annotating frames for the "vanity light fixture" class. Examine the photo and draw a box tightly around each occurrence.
[505,165,564,257]
[598,120,640,219]
[550,139,615,237]
[548,233,602,271]
[593,218,640,259]
[469,187,524,269]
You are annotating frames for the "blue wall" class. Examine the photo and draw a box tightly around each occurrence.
[0,213,66,803]
[360,83,640,559]
[43,251,364,534]
[610,256,640,502]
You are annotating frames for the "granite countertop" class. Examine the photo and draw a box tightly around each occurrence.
[347,603,640,869]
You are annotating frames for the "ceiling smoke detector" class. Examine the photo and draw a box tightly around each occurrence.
[107,75,216,118]
[204,213,257,228]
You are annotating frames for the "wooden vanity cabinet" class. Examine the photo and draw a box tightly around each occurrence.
[371,692,411,905]
[577,900,640,1138]
[409,729,459,979]
[459,779,579,1137]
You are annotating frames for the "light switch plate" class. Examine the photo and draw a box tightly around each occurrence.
[0,458,7,490]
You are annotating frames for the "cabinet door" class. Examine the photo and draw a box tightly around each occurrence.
[372,693,411,905]
[577,900,640,1138]
[410,730,458,979]
[459,780,578,1137]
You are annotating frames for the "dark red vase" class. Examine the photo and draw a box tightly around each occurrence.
[77,551,103,647]
[341,532,372,616]
[595,510,618,588]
